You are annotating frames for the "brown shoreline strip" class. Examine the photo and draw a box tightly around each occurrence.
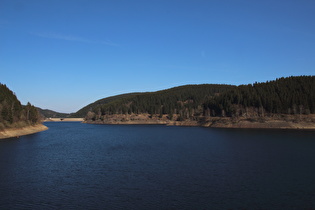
[0,124,48,140]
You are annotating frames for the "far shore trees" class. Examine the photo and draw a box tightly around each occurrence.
[83,76,315,123]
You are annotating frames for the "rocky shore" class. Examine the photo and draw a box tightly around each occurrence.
[203,116,315,129]
[85,114,315,129]
[0,124,48,139]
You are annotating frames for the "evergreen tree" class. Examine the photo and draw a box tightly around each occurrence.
[0,83,42,129]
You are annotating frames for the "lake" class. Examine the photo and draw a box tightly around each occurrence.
[1,122,315,209]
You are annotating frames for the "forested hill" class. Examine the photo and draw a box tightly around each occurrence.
[85,76,314,122]
[204,76,315,117]
[84,84,234,121]
[0,84,41,130]
[70,92,142,117]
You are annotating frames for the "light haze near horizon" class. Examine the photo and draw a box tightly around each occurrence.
[1,0,314,113]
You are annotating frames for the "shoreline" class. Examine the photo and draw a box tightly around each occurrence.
[86,120,315,129]
[0,124,48,140]
[86,120,315,130]
[85,114,315,130]
[44,118,84,122]
[204,119,315,130]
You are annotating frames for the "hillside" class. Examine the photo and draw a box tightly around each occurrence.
[70,92,142,117]
[84,84,234,121]
[37,107,70,118]
[204,76,315,117]
[0,84,42,129]
[84,76,315,129]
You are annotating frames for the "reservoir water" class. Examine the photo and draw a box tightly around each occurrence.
[1,122,315,209]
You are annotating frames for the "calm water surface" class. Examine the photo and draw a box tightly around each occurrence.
[1,122,315,209]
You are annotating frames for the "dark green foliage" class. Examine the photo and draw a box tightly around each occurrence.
[0,84,41,129]
[70,92,142,117]
[87,84,233,121]
[86,76,314,121]
[205,76,315,117]
[25,102,41,124]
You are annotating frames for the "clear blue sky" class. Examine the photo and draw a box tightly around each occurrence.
[1,0,314,113]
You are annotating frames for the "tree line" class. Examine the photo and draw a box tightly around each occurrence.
[0,84,41,130]
[86,84,234,121]
[85,76,315,122]
[204,76,315,117]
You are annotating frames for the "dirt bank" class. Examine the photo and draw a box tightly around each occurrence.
[44,118,84,122]
[86,114,315,129]
[203,115,315,129]
[0,124,48,139]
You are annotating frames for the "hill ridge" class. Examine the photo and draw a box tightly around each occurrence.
[82,76,315,129]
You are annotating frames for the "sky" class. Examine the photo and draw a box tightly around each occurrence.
[1,0,314,113]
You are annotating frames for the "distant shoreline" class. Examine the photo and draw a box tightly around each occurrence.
[44,118,84,122]
[85,114,315,130]
[203,117,315,130]
[0,124,48,140]
[86,120,315,130]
